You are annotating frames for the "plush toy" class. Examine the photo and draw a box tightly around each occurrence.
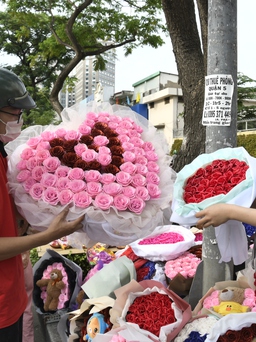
[85,312,109,341]
[36,268,66,311]
[213,301,250,315]
[218,287,245,305]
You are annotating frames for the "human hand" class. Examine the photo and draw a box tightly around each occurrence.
[45,208,85,241]
[195,203,231,228]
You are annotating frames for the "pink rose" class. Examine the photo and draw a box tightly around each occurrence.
[131,174,146,187]
[74,143,88,157]
[127,129,141,138]
[56,177,71,190]
[109,115,121,123]
[116,134,130,144]
[43,156,61,172]
[55,128,67,138]
[135,186,150,201]
[58,189,74,205]
[73,191,92,208]
[84,170,102,182]
[86,111,98,121]
[68,167,85,180]
[135,155,147,165]
[108,121,119,130]
[55,166,70,178]
[147,183,161,198]
[128,197,146,214]
[145,150,158,162]
[134,147,145,156]
[115,171,132,186]
[42,187,59,205]
[94,193,113,210]
[31,166,46,181]
[17,170,31,182]
[103,182,122,196]
[119,120,133,130]
[120,162,137,175]
[36,141,50,150]
[98,146,110,154]
[41,131,56,141]
[35,150,51,161]
[116,127,128,135]
[20,148,36,160]
[27,136,42,148]
[68,179,86,193]
[101,173,116,184]
[26,157,42,171]
[97,153,112,166]
[129,137,144,147]
[29,183,44,200]
[78,124,92,135]
[64,130,81,140]
[122,186,136,198]
[86,182,102,196]
[16,159,28,170]
[94,135,109,146]
[133,123,143,133]
[40,173,58,187]
[97,114,110,123]
[113,194,130,211]
[83,118,95,127]
[23,177,37,192]
[121,142,134,151]
[147,161,160,173]
[123,151,136,163]
[143,141,155,151]
[135,163,148,175]
[146,172,160,185]
[82,149,98,162]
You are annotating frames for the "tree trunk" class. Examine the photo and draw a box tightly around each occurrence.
[161,0,207,172]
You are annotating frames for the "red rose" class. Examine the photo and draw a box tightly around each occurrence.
[62,152,78,167]
[49,146,65,159]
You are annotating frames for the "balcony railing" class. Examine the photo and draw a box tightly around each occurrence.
[237,119,256,131]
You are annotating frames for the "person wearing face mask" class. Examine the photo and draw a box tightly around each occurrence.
[0,68,85,342]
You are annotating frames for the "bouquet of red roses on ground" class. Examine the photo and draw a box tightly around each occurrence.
[6,101,175,247]
[171,147,256,265]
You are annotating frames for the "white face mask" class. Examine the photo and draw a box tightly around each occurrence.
[0,118,23,143]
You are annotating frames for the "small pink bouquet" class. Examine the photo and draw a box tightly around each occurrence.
[7,101,174,247]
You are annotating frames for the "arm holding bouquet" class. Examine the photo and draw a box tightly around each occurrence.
[195,203,256,229]
[0,208,84,261]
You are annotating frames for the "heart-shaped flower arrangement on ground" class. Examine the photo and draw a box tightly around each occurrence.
[15,111,161,214]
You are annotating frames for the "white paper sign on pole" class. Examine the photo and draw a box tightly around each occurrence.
[202,74,234,126]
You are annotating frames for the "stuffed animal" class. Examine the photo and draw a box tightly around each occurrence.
[36,268,66,311]
[213,301,249,315]
[85,312,109,341]
[218,287,245,305]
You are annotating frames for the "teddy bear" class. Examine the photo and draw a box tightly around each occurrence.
[36,268,66,311]
[212,287,250,316]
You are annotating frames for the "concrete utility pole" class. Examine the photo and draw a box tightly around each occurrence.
[202,0,237,294]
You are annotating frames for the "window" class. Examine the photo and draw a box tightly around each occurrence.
[164,97,170,104]
[149,102,154,108]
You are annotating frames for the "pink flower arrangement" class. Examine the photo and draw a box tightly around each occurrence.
[38,262,69,310]
[15,112,161,215]
[138,232,184,245]
[165,252,201,279]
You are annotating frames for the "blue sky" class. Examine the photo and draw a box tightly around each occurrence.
[115,0,256,91]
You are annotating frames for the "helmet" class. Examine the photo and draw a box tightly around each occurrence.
[0,68,36,109]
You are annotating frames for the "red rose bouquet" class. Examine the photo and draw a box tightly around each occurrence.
[6,101,175,247]
[171,147,256,265]
[110,279,192,342]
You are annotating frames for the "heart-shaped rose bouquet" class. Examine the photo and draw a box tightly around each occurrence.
[6,101,175,247]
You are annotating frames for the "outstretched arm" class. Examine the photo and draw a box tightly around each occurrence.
[195,203,256,228]
[0,208,85,261]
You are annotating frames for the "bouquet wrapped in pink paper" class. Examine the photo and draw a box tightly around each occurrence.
[6,101,175,247]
